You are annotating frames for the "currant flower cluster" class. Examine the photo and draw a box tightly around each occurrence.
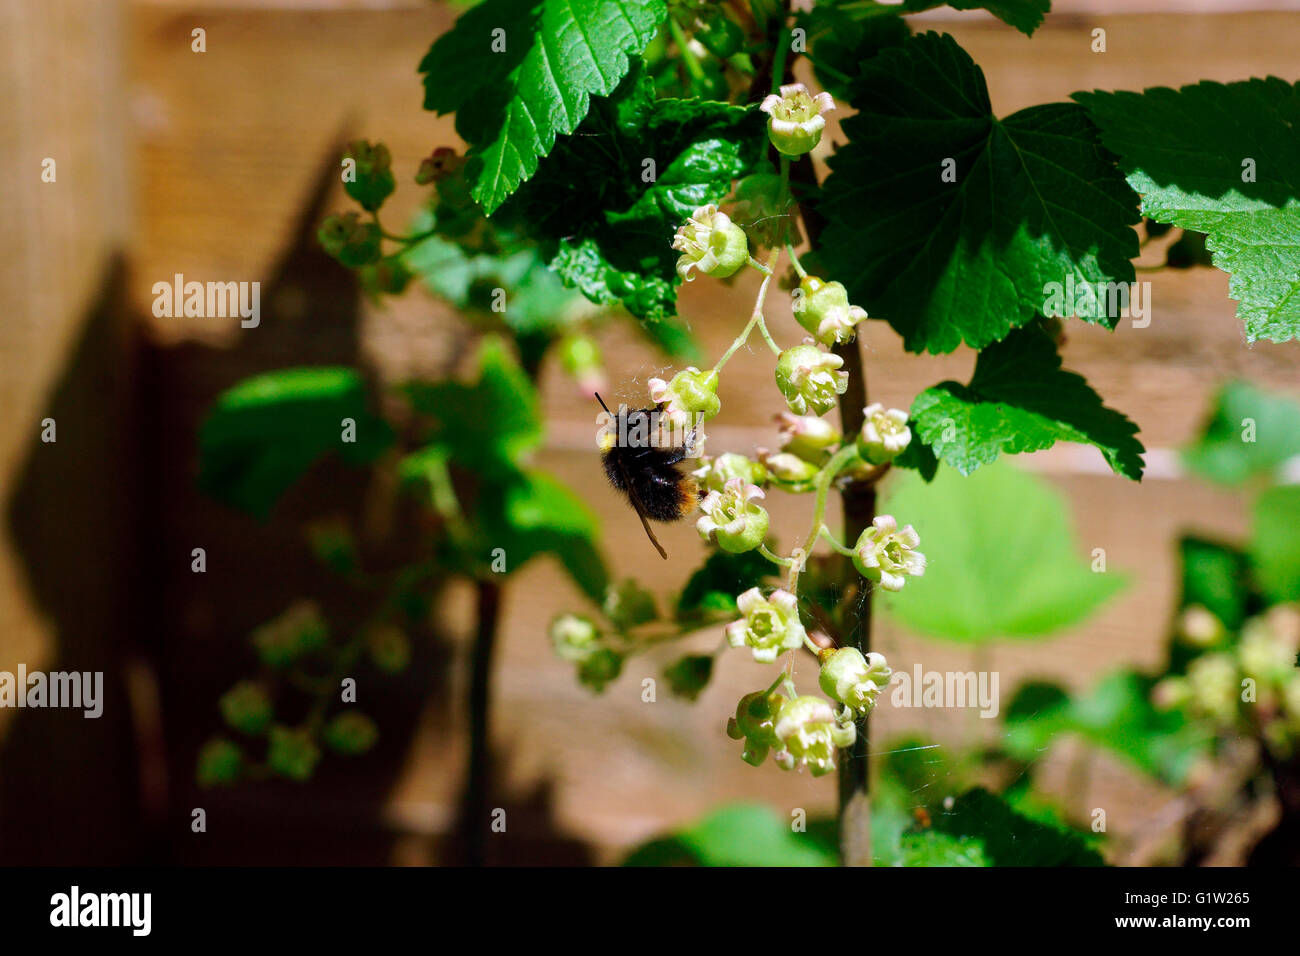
[1153,604,1300,757]
[555,83,928,777]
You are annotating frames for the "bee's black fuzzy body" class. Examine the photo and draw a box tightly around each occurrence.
[596,398,701,557]
[602,440,698,522]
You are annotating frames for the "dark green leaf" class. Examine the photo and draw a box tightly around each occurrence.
[1003,672,1211,785]
[929,788,1104,866]
[676,548,776,620]
[898,830,991,867]
[404,337,541,478]
[910,324,1145,479]
[504,66,764,320]
[1075,79,1300,343]
[819,32,1140,354]
[799,2,911,102]
[199,368,393,518]
[1177,536,1251,633]
[480,469,609,601]
[901,0,1049,37]
[420,0,668,212]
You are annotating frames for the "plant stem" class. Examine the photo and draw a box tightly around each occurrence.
[788,142,877,865]
[713,248,782,374]
[460,576,503,866]
[668,18,707,86]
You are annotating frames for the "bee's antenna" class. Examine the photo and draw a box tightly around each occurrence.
[593,391,613,416]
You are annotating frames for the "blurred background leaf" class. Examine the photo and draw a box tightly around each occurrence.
[199,367,393,518]
[879,462,1126,642]
[1182,381,1300,486]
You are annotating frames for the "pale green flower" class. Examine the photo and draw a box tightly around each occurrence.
[853,515,926,591]
[819,647,892,716]
[672,204,748,281]
[698,479,770,554]
[772,695,856,776]
[725,587,805,663]
[857,403,912,464]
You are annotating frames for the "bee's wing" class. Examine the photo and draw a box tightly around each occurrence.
[610,453,668,561]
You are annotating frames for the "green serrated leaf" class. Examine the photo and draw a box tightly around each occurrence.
[901,0,1049,37]
[911,324,1145,480]
[819,32,1139,354]
[880,461,1126,642]
[199,368,393,519]
[1182,381,1300,486]
[1075,79,1300,343]
[505,66,764,320]
[800,2,910,102]
[420,0,668,212]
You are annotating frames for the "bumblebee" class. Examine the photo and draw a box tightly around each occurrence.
[596,393,701,559]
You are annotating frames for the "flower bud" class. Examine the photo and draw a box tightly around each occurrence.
[343,140,396,212]
[759,83,835,157]
[697,478,770,554]
[603,579,658,630]
[577,648,623,693]
[1186,653,1239,722]
[558,334,606,397]
[772,695,855,776]
[693,452,768,492]
[252,600,329,670]
[794,276,867,345]
[324,712,379,755]
[1152,676,1191,711]
[726,689,787,767]
[775,345,848,416]
[1177,604,1224,647]
[318,212,382,268]
[664,655,714,701]
[415,146,465,185]
[219,680,273,735]
[649,366,720,428]
[857,403,912,464]
[725,587,805,663]
[853,515,926,591]
[672,204,749,281]
[549,614,601,662]
[819,647,892,716]
[196,737,243,788]
[1240,617,1295,689]
[776,411,840,463]
[759,450,819,491]
[267,725,321,782]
